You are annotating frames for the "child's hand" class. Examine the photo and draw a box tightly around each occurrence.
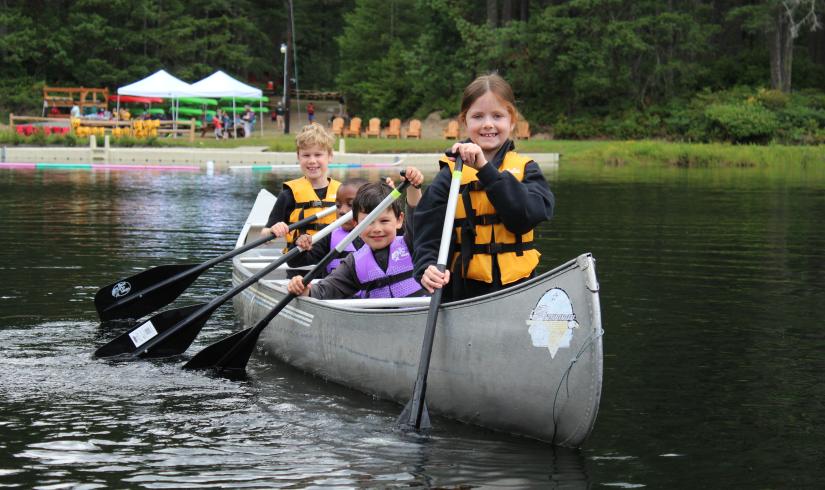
[269,221,290,238]
[420,265,450,293]
[402,166,424,207]
[449,142,487,170]
[295,234,312,251]
[403,166,424,188]
[287,275,311,296]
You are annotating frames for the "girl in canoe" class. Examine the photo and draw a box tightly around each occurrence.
[287,169,425,300]
[414,74,555,301]
[285,176,368,277]
[261,123,342,249]
[288,167,424,277]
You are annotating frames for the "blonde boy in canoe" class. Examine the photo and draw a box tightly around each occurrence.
[261,123,342,249]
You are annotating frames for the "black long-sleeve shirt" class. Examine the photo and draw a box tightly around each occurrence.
[264,186,329,228]
[412,140,554,300]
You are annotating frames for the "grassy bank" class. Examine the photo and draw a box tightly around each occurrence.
[1,129,822,168]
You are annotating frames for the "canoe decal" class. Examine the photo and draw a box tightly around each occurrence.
[526,288,579,358]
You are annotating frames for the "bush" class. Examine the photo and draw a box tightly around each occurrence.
[704,103,778,144]
[755,89,789,110]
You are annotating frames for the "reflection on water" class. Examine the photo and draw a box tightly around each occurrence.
[1,162,824,487]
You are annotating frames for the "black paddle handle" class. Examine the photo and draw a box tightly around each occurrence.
[101,205,335,317]
[197,205,336,269]
[399,155,463,431]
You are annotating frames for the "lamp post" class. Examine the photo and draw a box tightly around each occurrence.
[280,43,287,107]
[281,41,291,134]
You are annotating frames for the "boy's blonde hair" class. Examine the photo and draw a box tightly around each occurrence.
[295,123,333,153]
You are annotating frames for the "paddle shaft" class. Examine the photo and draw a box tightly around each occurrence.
[98,206,337,319]
[132,210,353,357]
[400,156,464,431]
[200,179,412,373]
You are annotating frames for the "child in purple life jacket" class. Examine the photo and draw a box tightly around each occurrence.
[287,169,425,300]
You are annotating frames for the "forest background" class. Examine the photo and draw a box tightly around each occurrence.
[1,0,824,145]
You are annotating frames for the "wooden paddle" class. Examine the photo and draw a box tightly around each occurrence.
[397,155,463,431]
[183,176,413,375]
[94,210,354,359]
[94,205,337,322]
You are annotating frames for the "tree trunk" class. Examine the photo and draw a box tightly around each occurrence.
[768,7,788,92]
[502,0,512,24]
[487,0,498,27]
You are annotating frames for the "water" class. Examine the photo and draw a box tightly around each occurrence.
[1,161,824,488]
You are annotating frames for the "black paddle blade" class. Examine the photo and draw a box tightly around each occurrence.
[182,327,258,373]
[94,303,209,359]
[397,400,432,432]
[94,264,201,321]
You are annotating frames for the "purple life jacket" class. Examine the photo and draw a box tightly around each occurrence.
[353,237,423,299]
[327,227,359,274]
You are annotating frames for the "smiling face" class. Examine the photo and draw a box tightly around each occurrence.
[357,208,403,251]
[297,144,331,187]
[336,184,358,231]
[463,91,515,161]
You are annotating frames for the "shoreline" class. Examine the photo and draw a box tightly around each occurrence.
[0,142,560,170]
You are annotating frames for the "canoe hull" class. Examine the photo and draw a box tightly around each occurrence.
[232,252,603,446]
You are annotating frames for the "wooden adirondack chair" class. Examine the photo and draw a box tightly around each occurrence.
[515,120,531,140]
[386,118,401,138]
[405,119,422,139]
[443,120,459,139]
[343,117,362,137]
[364,117,381,138]
[331,117,345,136]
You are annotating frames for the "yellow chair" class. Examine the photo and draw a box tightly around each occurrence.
[343,117,362,137]
[364,117,381,138]
[331,117,345,137]
[385,118,401,139]
[443,120,459,139]
[405,119,421,139]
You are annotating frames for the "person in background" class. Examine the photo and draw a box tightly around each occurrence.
[241,105,254,138]
[275,101,285,130]
[261,123,342,255]
[70,104,80,119]
[307,102,315,123]
[212,108,225,140]
[414,73,554,302]
[287,173,425,300]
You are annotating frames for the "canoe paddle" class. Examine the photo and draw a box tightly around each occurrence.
[183,174,413,375]
[94,210,354,359]
[94,205,337,322]
[397,155,463,432]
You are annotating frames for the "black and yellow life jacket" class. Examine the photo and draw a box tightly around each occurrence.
[283,177,341,246]
[440,152,541,285]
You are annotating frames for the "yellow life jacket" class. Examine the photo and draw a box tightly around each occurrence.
[440,152,541,285]
[284,177,341,246]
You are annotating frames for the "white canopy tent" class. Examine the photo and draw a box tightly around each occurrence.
[189,70,265,137]
[116,69,196,131]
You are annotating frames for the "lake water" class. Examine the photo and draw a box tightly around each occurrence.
[1,160,824,488]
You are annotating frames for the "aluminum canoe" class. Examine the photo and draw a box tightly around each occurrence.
[232,189,603,446]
